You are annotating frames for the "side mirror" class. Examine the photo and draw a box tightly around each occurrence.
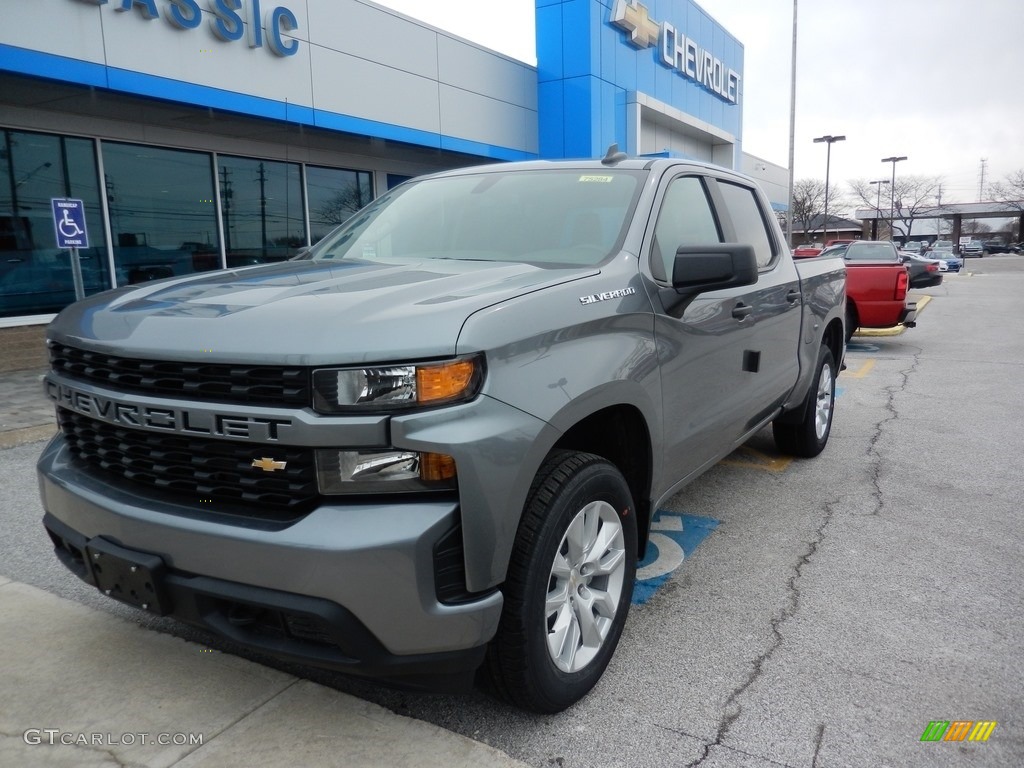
[672,244,758,294]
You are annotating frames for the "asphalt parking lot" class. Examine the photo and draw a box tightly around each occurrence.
[2,258,1021,767]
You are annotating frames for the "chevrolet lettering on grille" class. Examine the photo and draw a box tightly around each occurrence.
[45,379,292,441]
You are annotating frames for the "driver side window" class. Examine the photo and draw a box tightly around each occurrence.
[651,176,721,282]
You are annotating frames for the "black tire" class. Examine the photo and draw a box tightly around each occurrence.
[773,345,836,458]
[844,304,857,344]
[485,450,637,713]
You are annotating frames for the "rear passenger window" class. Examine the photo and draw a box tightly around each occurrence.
[717,182,776,268]
[651,176,720,282]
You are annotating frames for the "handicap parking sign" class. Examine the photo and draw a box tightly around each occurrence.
[52,198,89,249]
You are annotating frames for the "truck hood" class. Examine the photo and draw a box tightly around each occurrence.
[48,259,597,365]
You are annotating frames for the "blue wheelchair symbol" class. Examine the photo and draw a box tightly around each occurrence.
[632,511,719,605]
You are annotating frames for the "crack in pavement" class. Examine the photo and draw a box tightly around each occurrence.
[685,498,841,768]
[866,347,922,517]
[810,723,826,767]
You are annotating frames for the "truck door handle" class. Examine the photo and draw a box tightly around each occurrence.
[786,289,801,304]
[732,303,753,319]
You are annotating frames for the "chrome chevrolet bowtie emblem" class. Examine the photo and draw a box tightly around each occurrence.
[611,0,661,49]
[252,457,287,472]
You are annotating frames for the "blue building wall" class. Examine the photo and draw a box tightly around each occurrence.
[536,0,744,162]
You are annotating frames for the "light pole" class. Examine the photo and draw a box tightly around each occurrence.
[813,135,845,241]
[869,179,889,239]
[785,0,798,249]
[881,155,907,240]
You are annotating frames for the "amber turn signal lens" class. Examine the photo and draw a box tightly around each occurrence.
[419,452,457,481]
[417,359,476,404]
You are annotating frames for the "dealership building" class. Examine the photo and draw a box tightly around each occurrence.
[0,0,786,369]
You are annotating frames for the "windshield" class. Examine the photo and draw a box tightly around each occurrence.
[303,169,644,268]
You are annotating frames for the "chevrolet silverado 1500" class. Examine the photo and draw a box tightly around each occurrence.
[38,152,846,712]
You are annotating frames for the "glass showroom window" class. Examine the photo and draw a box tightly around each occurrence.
[102,142,220,284]
[218,155,304,266]
[306,165,373,244]
[1,129,111,318]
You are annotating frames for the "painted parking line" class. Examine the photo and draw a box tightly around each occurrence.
[633,510,719,605]
[841,358,876,378]
[721,445,793,472]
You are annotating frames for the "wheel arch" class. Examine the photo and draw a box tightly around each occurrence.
[550,404,654,556]
[824,315,845,368]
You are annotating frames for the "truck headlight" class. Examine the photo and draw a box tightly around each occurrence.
[312,356,482,413]
[316,449,457,494]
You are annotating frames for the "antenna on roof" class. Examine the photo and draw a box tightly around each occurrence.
[601,143,628,166]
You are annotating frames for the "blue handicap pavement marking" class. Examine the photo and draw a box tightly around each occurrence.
[846,340,880,353]
[632,511,719,605]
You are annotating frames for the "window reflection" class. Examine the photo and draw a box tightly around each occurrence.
[103,142,220,285]
[2,128,382,318]
[218,155,304,266]
[306,165,373,244]
[0,130,111,318]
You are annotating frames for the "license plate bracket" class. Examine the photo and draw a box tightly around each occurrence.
[85,537,170,615]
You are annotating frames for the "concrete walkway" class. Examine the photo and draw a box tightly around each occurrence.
[0,579,528,767]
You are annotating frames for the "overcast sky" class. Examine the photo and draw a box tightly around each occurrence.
[373,0,1024,204]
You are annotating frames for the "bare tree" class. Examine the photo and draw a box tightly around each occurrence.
[988,171,1024,240]
[315,182,370,227]
[848,178,889,238]
[791,179,843,242]
[961,220,992,236]
[849,175,940,240]
[989,169,1024,204]
[891,176,940,239]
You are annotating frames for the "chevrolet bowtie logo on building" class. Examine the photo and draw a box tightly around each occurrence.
[610,0,741,105]
[252,457,288,472]
[611,0,660,48]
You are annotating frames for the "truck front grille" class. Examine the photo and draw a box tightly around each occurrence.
[48,342,310,408]
[57,409,318,516]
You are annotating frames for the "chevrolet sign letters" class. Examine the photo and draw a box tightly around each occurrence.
[610,0,741,105]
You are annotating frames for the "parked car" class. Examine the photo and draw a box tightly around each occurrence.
[793,242,823,257]
[925,242,962,272]
[961,240,985,257]
[899,251,944,288]
[902,240,924,254]
[982,240,1010,255]
[933,253,963,272]
[818,240,918,341]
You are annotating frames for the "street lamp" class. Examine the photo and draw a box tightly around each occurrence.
[813,135,845,241]
[869,179,889,239]
[785,0,799,248]
[881,155,907,240]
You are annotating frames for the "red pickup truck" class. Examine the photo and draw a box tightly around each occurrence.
[799,241,916,341]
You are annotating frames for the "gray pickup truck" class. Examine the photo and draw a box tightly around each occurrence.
[38,153,845,713]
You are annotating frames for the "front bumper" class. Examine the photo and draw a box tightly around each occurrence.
[38,437,503,680]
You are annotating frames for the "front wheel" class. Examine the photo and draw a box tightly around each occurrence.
[485,451,637,713]
[773,344,836,458]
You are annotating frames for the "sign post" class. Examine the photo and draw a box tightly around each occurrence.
[51,198,89,301]
[958,235,971,259]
